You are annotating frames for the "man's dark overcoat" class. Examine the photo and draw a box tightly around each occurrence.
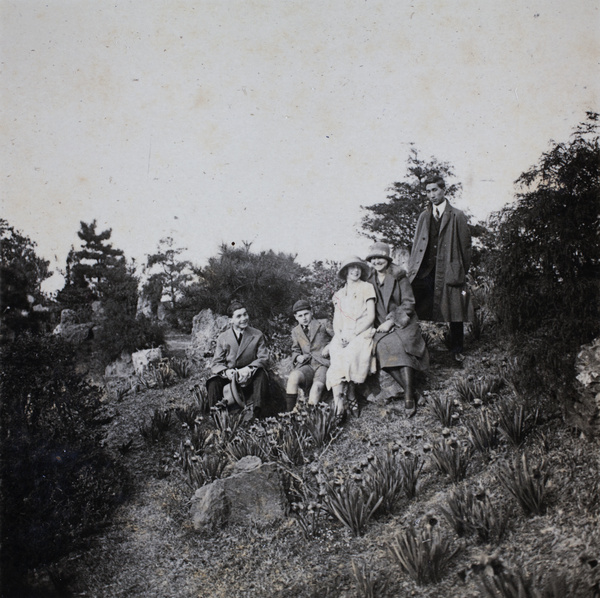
[408,202,473,322]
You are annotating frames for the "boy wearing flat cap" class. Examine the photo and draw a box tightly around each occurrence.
[285,300,332,411]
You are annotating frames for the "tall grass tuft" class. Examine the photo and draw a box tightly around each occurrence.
[428,393,457,427]
[441,485,508,544]
[386,523,460,585]
[496,399,534,447]
[430,439,471,482]
[498,453,549,516]
[466,409,501,455]
[321,478,382,537]
[351,559,389,598]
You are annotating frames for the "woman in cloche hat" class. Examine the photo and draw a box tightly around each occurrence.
[365,242,429,416]
[322,256,376,417]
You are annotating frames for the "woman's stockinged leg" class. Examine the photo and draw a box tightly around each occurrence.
[332,383,347,416]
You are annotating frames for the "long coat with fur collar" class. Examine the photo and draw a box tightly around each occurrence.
[408,202,473,322]
[367,270,428,369]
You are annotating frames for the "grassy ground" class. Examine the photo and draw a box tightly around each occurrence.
[27,331,600,598]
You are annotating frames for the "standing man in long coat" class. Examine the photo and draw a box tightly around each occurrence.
[408,174,473,362]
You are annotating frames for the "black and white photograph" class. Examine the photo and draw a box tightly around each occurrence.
[1,1,599,596]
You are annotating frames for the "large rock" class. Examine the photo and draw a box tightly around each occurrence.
[191,456,288,532]
[131,347,163,376]
[104,352,135,379]
[186,309,230,363]
[53,309,94,344]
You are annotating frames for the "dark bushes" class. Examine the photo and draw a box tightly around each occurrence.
[0,334,128,595]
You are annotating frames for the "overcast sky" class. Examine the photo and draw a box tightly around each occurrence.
[1,0,598,291]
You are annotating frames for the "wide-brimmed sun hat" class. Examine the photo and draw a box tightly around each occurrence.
[337,256,370,280]
[365,242,392,263]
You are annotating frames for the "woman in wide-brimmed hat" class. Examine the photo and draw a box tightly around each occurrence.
[323,256,376,417]
[365,243,429,416]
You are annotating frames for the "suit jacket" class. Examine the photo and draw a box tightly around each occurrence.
[408,202,473,322]
[210,326,269,375]
[291,319,332,369]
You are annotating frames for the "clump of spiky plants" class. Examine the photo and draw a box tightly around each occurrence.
[275,426,308,466]
[428,393,459,427]
[475,556,570,598]
[465,409,501,455]
[496,398,534,447]
[321,476,382,537]
[139,408,173,444]
[211,406,245,444]
[170,357,191,379]
[303,402,340,448]
[398,450,423,499]
[185,451,228,490]
[498,453,549,516]
[441,485,508,544]
[351,559,389,598]
[174,403,203,428]
[291,498,323,539]
[385,521,460,585]
[148,361,175,389]
[361,449,404,516]
[430,438,471,482]
[224,429,272,462]
[454,376,475,402]
[191,384,210,414]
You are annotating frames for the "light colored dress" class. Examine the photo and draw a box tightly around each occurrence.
[326,280,377,389]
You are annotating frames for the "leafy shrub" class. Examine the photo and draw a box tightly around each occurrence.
[96,312,165,365]
[185,452,228,490]
[385,522,460,585]
[0,334,128,594]
[487,113,600,409]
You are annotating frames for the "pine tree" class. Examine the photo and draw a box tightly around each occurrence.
[360,145,462,250]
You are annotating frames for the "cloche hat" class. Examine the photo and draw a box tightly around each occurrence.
[365,242,392,263]
[337,256,370,280]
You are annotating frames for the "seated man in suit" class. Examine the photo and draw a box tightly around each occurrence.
[285,299,332,411]
[206,300,270,418]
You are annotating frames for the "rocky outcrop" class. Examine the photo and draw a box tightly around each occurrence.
[186,309,229,364]
[131,347,163,376]
[191,456,288,532]
[53,309,94,345]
